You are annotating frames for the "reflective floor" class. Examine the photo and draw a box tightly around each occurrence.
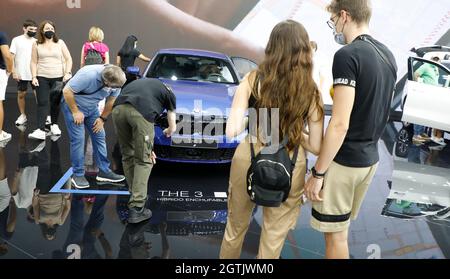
[0,94,449,259]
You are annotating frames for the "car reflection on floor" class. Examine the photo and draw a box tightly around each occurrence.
[1,92,450,258]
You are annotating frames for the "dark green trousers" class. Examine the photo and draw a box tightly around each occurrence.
[112,104,154,208]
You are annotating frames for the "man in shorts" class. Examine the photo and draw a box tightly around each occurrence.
[305,0,397,259]
[10,19,38,127]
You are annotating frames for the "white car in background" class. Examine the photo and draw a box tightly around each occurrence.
[401,46,450,133]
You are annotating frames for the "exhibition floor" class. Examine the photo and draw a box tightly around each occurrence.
[1,93,449,259]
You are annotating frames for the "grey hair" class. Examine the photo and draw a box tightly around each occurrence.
[101,65,126,87]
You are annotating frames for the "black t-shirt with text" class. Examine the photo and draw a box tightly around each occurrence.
[114,78,176,123]
[0,32,9,70]
[118,49,141,71]
[332,35,397,167]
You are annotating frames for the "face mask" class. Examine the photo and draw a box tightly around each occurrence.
[44,31,55,39]
[331,17,346,45]
[27,31,36,38]
[104,87,115,94]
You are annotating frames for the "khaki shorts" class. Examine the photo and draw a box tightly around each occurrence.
[311,161,378,233]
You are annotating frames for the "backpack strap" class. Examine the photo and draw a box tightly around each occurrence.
[250,142,256,159]
[291,147,299,168]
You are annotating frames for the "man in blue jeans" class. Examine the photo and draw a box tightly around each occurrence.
[62,64,126,189]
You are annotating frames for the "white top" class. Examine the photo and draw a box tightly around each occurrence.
[0,178,11,213]
[13,166,38,209]
[10,35,36,81]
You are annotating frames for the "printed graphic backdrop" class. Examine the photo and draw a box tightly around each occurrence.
[1,0,449,103]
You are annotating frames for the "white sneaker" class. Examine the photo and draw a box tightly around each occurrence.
[16,124,27,133]
[431,137,447,146]
[45,116,51,126]
[50,135,61,142]
[28,129,47,140]
[50,124,62,136]
[15,114,27,126]
[0,131,12,143]
[30,141,46,153]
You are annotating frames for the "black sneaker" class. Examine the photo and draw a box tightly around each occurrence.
[96,170,126,183]
[128,207,152,224]
[71,176,90,189]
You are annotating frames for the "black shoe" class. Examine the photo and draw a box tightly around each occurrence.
[96,170,126,183]
[71,176,90,189]
[128,207,152,224]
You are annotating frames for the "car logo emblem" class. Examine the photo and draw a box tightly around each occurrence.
[193,108,201,114]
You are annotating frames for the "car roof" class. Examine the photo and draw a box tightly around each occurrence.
[156,48,230,61]
[411,45,450,57]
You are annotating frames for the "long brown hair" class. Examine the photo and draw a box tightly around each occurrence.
[251,20,323,149]
[37,20,59,44]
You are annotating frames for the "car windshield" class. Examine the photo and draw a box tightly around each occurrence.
[147,54,238,84]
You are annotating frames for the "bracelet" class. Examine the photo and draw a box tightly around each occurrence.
[311,166,326,179]
[99,116,107,122]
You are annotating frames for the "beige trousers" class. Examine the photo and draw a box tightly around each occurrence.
[220,141,306,259]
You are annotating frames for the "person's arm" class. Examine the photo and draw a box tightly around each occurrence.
[305,85,355,202]
[305,49,357,202]
[301,100,324,156]
[0,44,13,74]
[80,46,85,68]
[159,222,170,259]
[163,110,176,137]
[414,64,429,82]
[104,51,110,65]
[31,42,39,86]
[11,53,19,81]
[138,53,151,62]
[10,39,19,80]
[92,96,116,134]
[63,86,84,124]
[315,86,354,172]
[116,55,121,67]
[6,199,17,233]
[162,87,177,137]
[32,190,40,224]
[226,73,252,139]
[59,195,71,224]
[61,41,73,82]
[138,0,264,62]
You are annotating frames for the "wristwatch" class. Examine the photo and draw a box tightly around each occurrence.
[100,116,107,122]
[311,166,326,179]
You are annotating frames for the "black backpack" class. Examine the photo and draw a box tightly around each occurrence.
[84,43,104,65]
[247,136,299,207]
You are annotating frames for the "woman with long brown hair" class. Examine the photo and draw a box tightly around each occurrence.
[220,20,324,259]
[29,20,72,141]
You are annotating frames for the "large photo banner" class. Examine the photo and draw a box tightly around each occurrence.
[1,0,450,101]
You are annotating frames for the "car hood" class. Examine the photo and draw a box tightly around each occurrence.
[160,79,237,115]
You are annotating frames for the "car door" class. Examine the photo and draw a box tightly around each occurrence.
[230,57,258,80]
[402,57,450,132]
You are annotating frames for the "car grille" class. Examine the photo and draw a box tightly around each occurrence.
[154,145,235,161]
[147,222,226,236]
[179,114,227,137]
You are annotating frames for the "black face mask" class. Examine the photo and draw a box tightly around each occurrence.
[27,31,36,38]
[44,31,55,39]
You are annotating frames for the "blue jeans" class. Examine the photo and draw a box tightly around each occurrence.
[63,195,109,259]
[414,124,425,136]
[62,102,110,177]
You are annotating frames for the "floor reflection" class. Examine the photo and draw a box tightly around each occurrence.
[0,94,449,259]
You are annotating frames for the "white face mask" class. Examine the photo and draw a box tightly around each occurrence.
[330,17,347,45]
[104,87,114,94]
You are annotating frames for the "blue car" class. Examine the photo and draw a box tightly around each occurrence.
[142,49,257,164]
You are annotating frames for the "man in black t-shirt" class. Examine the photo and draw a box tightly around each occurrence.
[112,78,177,224]
[304,0,397,259]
